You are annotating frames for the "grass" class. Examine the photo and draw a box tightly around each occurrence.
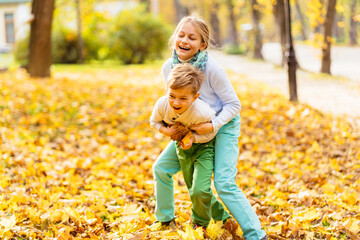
[0,52,15,68]
[52,59,164,73]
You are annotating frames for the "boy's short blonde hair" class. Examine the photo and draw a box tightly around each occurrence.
[167,63,204,94]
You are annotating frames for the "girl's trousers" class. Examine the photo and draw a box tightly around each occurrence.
[153,114,266,240]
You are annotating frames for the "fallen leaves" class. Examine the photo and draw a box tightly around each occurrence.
[0,66,359,239]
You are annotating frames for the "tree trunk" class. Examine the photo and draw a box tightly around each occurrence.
[174,0,188,23]
[75,0,84,64]
[226,0,238,45]
[321,0,337,74]
[294,0,307,41]
[251,0,263,59]
[210,1,221,47]
[273,0,286,66]
[28,0,55,77]
[333,12,345,42]
[349,0,358,45]
[140,0,150,12]
[314,0,325,34]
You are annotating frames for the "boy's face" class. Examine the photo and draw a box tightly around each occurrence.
[167,85,199,114]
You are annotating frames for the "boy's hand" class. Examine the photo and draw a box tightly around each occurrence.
[179,132,194,150]
[191,122,213,135]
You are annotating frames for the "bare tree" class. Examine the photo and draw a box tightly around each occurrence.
[273,0,286,66]
[349,0,358,45]
[251,0,263,59]
[28,0,55,77]
[321,0,337,74]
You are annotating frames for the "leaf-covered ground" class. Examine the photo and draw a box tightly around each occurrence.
[0,65,359,240]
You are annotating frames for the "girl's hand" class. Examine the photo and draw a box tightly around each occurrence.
[191,122,213,135]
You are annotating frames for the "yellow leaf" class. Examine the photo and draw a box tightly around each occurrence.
[0,215,16,233]
[182,131,193,146]
[206,219,224,240]
[294,208,321,222]
[341,189,358,205]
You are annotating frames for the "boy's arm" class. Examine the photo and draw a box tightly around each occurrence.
[150,97,176,138]
[150,97,167,130]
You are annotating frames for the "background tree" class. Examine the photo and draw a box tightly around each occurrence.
[321,0,337,74]
[333,8,345,42]
[349,0,358,45]
[273,0,287,66]
[174,0,189,23]
[75,0,84,63]
[294,0,308,40]
[210,0,222,47]
[28,0,55,77]
[226,0,239,45]
[250,0,263,59]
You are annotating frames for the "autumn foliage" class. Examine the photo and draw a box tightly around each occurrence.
[0,66,359,239]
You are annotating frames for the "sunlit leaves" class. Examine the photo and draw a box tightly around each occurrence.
[0,66,359,239]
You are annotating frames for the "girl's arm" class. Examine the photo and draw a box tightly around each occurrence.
[192,64,241,134]
[210,66,241,131]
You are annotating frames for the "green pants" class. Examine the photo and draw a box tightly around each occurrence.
[176,138,230,227]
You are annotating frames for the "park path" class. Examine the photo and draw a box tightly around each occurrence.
[209,46,360,124]
[262,42,360,84]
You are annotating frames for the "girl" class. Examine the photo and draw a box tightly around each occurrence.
[152,16,267,240]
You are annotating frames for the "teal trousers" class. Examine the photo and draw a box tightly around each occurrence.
[176,138,230,227]
[153,114,266,239]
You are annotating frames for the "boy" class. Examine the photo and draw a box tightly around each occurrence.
[150,63,230,228]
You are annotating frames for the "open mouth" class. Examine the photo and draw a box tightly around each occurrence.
[173,106,181,111]
[179,46,190,51]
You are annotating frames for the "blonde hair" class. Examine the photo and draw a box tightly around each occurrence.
[169,16,211,50]
[167,63,204,94]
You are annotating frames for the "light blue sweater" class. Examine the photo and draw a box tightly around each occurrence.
[162,56,241,132]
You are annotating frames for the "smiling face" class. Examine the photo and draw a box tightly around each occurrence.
[167,85,199,115]
[175,22,207,61]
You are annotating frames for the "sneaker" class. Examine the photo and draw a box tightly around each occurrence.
[150,219,176,230]
[192,222,206,230]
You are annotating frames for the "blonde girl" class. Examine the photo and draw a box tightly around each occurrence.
[152,16,267,240]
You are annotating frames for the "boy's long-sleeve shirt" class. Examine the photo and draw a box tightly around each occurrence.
[150,96,217,143]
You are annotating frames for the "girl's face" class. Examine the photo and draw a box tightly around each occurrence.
[175,22,206,61]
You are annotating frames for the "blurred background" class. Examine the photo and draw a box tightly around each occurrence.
[0,0,359,72]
